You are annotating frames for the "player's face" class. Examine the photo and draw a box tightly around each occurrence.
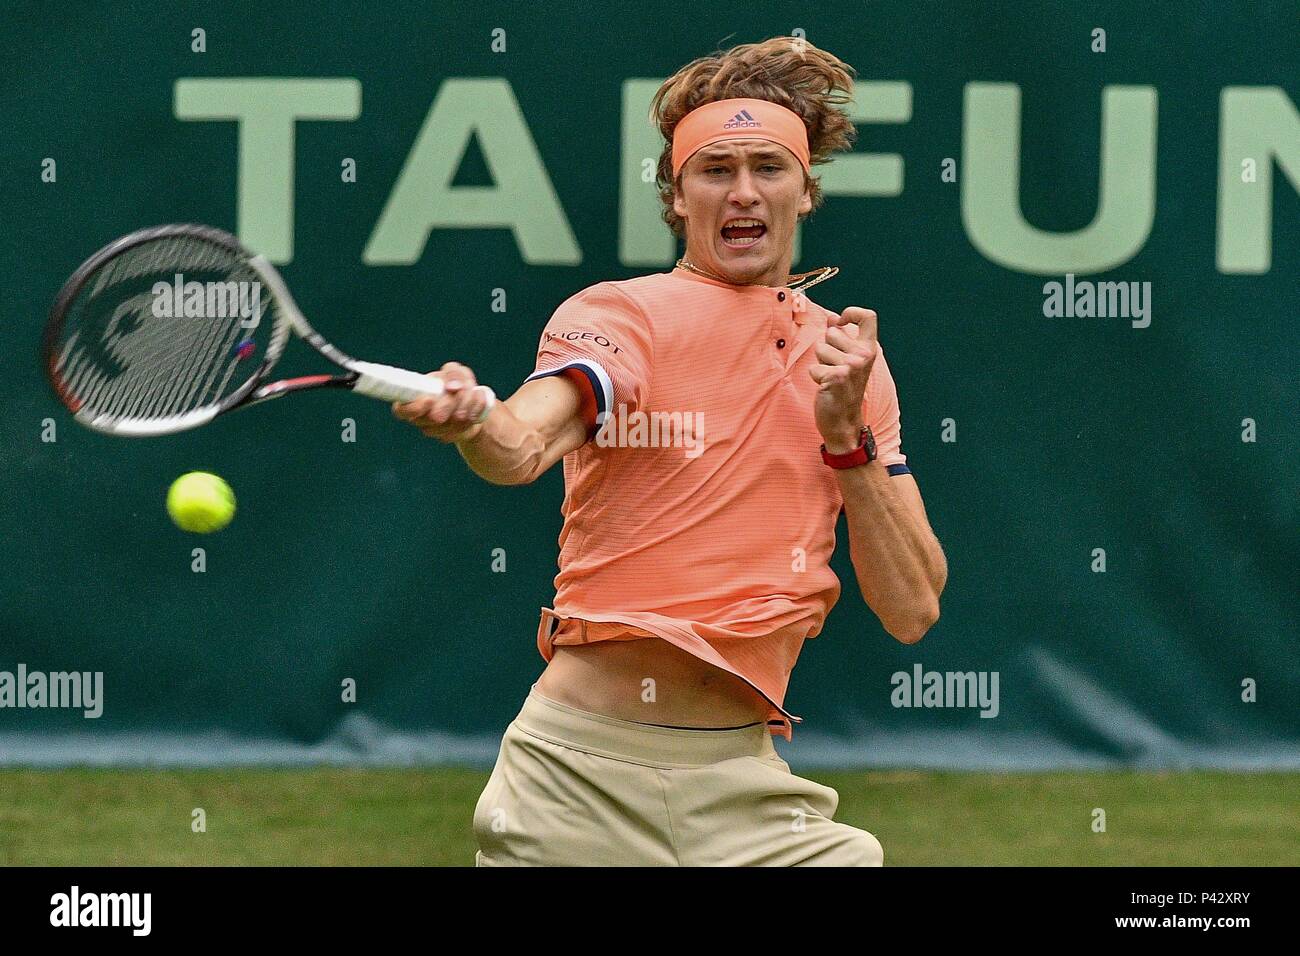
[674,141,813,287]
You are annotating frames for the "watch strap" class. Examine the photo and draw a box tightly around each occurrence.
[821,426,876,469]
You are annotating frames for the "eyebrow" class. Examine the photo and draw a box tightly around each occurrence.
[696,149,789,163]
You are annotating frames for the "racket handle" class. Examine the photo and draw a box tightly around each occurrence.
[351,362,446,403]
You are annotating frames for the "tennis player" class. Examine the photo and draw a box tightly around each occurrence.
[394,37,947,866]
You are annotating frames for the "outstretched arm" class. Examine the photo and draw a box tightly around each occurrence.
[391,362,588,486]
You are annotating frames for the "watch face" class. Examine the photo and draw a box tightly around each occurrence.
[863,426,877,460]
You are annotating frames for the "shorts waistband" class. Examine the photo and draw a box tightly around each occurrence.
[515,684,773,769]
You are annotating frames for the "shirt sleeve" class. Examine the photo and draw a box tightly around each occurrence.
[526,283,654,441]
[863,344,909,475]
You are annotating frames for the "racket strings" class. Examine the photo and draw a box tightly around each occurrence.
[51,235,277,424]
[132,318,241,420]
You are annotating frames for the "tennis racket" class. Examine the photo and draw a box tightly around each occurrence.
[42,223,475,437]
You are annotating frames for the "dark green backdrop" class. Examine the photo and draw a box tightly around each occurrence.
[2,1,1296,767]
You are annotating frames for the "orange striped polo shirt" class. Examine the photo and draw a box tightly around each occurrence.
[526,267,909,740]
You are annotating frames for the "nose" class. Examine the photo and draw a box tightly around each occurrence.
[727,167,761,207]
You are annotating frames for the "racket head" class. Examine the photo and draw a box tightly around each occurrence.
[43,224,293,436]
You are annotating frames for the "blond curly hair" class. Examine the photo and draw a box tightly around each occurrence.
[650,36,857,237]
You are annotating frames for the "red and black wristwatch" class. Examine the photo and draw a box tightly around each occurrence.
[820,426,876,469]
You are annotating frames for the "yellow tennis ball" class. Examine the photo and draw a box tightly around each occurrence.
[166,472,236,533]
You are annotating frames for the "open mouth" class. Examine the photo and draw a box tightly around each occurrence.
[720,218,766,248]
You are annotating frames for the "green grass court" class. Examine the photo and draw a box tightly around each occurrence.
[2,769,1295,866]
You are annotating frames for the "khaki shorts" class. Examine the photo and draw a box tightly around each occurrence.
[473,685,883,867]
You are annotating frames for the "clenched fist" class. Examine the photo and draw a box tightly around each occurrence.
[809,306,878,453]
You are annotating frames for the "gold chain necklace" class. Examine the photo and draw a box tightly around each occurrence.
[676,256,839,294]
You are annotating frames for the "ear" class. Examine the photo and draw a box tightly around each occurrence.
[672,176,688,220]
[798,174,813,217]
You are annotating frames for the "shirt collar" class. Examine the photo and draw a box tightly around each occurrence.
[669,267,815,325]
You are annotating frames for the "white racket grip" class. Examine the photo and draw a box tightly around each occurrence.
[351,361,446,403]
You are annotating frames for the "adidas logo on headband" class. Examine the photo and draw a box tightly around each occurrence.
[723,109,761,129]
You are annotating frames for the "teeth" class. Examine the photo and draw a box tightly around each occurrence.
[725,219,764,228]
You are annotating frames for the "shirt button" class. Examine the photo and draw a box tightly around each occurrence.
[777,291,786,302]
[776,338,786,349]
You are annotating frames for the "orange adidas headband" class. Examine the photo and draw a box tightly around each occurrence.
[671,98,811,176]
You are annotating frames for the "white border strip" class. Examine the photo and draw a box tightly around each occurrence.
[526,359,614,425]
